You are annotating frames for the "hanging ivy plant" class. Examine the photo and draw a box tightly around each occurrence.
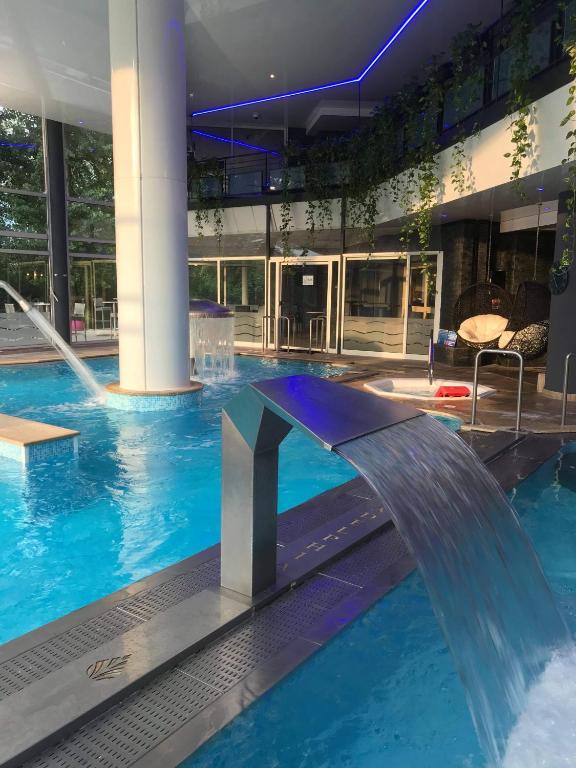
[555,1,576,278]
[304,141,336,245]
[279,161,293,257]
[212,204,224,253]
[504,0,537,194]
[413,62,443,273]
[190,157,224,240]
[390,65,441,271]
[448,24,483,196]
[193,191,210,238]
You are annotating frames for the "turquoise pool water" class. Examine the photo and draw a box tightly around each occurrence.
[183,446,576,768]
[0,356,359,645]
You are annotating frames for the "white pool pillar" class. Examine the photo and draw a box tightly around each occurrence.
[108,0,190,393]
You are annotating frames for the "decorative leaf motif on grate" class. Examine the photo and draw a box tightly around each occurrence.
[86,655,131,681]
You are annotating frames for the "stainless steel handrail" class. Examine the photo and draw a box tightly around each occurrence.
[428,329,434,386]
[277,315,292,352]
[561,352,576,427]
[308,316,326,354]
[261,314,274,351]
[471,349,524,432]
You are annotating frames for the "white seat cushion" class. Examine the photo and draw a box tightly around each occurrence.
[458,314,508,344]
[498,330,515,349]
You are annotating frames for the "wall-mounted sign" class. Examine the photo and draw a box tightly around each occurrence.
[437,329,457,348]
[302,274,314,286]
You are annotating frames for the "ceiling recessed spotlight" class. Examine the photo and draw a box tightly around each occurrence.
[78,120,84,125]
[269,73,276,79]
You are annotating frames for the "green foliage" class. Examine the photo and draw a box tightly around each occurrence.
[560,1,576,268]
[64,125,114,201]
[304,141,337,245]
[189,263,218,301]
[503,0,537,194]
[448,25,483,195]
[279,161,292,257]
[0,107,46,234]
[189,158,224,248]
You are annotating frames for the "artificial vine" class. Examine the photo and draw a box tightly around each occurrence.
[504,0,537,194]
[212,204,224,253]
[190,157,224,241]
[413,63,442,266]
[560,1,576,270]
[448,25,483,196]
[304,142,336,245]
[279,161,292,257]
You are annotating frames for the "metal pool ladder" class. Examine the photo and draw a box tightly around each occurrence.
[308,315,327,354]
[261,315,293,352]
[471,349,524,433]
[561,352,576,427]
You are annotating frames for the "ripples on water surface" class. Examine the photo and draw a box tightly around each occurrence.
[0,356,355,644]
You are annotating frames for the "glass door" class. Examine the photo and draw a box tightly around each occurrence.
[405,254,439,355]
[279,263,329,350]
[341,252,442,358]
[342,257,407,355]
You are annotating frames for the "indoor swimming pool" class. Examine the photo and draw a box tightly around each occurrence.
[0,356,358,644]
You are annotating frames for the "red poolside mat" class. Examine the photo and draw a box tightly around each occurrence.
[434,385,471,398]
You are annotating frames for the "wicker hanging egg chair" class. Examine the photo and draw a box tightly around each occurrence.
[453,282,513,350]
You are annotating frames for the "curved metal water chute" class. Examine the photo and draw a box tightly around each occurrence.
[220,374,422,596]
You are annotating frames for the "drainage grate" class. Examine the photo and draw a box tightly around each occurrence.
[1,486,379,701]
[277,479,375,544]
[0,609,141,699]
[323,527,411,587]
[0,558,220,701]
[115,559,220,621]
[24,570,362,768]
[28,671,220,768]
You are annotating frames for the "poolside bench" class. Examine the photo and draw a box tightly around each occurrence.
[0,413,79,465]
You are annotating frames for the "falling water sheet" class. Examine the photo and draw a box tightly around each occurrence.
[337,415,570,766]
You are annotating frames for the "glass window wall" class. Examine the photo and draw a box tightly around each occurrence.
[406,255,437,355]
[71,259,117,338]
[189,261,218,302]
[343,258,407,354]
[221,260,265,345]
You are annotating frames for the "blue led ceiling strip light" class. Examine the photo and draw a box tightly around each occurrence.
[192,0,431,117]
[192,129,280,156]
[0,140,37,149]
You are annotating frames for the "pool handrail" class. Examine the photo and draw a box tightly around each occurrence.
[471,349,524,432]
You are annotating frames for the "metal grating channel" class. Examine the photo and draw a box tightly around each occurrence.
[277,479,376,544]
[0,558,220,701]
[324,527,411,587]
[25,573,357,768]
[0,480,378,701]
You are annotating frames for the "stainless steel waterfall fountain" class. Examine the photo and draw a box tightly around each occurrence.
[222,374,570,765]
[220,374,422,596]
[189,299,235,379]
